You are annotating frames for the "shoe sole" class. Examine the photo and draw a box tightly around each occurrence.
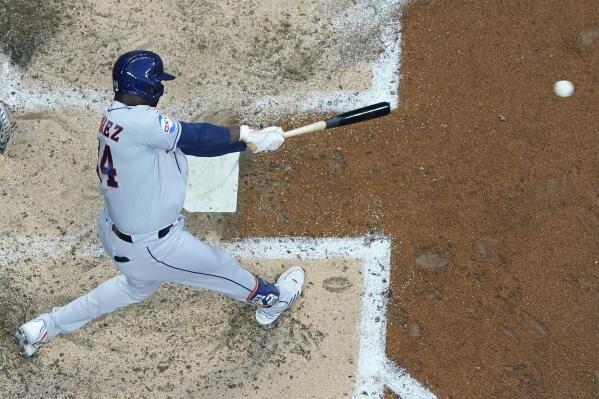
[15,328,35,357]
[256,267,305,326]
[15,321,48,357]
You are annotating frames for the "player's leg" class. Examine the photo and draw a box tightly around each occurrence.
[42,214,161,337]
[16,214,160,357]
[43,274,159,337]
[16,274,159,357]
[145,227,304,324]
[146,227,265,302]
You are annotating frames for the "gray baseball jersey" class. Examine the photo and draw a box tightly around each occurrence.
[97,101,187,234]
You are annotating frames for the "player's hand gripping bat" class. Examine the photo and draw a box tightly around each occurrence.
[246,102,391,152]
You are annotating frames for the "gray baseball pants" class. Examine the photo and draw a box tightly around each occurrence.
[39,209,258,338]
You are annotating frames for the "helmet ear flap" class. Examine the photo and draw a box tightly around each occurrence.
[155,81,164,97]
[143,80,164,97]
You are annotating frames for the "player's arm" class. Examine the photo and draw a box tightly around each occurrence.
[178,122,285,156]
[136,111,241,156]
[177,122,246,157]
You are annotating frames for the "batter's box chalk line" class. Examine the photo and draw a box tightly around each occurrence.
[1,235,436,399]
[0,0,405,116]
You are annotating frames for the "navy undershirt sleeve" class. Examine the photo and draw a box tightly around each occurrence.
[177,121,246,157]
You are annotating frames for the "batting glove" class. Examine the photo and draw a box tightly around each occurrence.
[240,125,284,153]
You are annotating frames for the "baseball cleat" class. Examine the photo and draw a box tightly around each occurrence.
[256,266,304,325]
[15,318,49,357]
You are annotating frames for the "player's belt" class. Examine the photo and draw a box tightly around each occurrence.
[111,224,173,243]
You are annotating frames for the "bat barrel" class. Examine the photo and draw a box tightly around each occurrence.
[325,102,391,128]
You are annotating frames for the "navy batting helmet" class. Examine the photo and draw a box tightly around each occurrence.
[112,51,175,104]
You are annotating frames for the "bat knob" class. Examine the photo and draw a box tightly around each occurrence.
[246,142,258,153]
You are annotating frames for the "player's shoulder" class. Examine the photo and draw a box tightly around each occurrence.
[128,107,179,141]
[145,107,178,136]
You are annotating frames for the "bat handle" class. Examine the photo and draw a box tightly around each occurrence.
[283,121,327,138]
[245,121,326,153]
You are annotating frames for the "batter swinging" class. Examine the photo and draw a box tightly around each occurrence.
[15,50,305,357]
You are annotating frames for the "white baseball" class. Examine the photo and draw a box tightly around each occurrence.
[553,80,575,97]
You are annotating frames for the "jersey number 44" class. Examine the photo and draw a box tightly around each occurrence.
[97,117,123,188]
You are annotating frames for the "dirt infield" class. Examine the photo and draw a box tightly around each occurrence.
[237,1,599,398]
[0,249,364,398]
[0,0,399,121]
[1,0,598,398]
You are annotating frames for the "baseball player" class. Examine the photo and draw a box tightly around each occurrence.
[15,50,305,357]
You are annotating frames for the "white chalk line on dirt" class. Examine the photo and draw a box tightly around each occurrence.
[0,1,404,115]
[0,234,435,399]
[254,23,401,113]
[256,0,404,113]
[0,56,107,109]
